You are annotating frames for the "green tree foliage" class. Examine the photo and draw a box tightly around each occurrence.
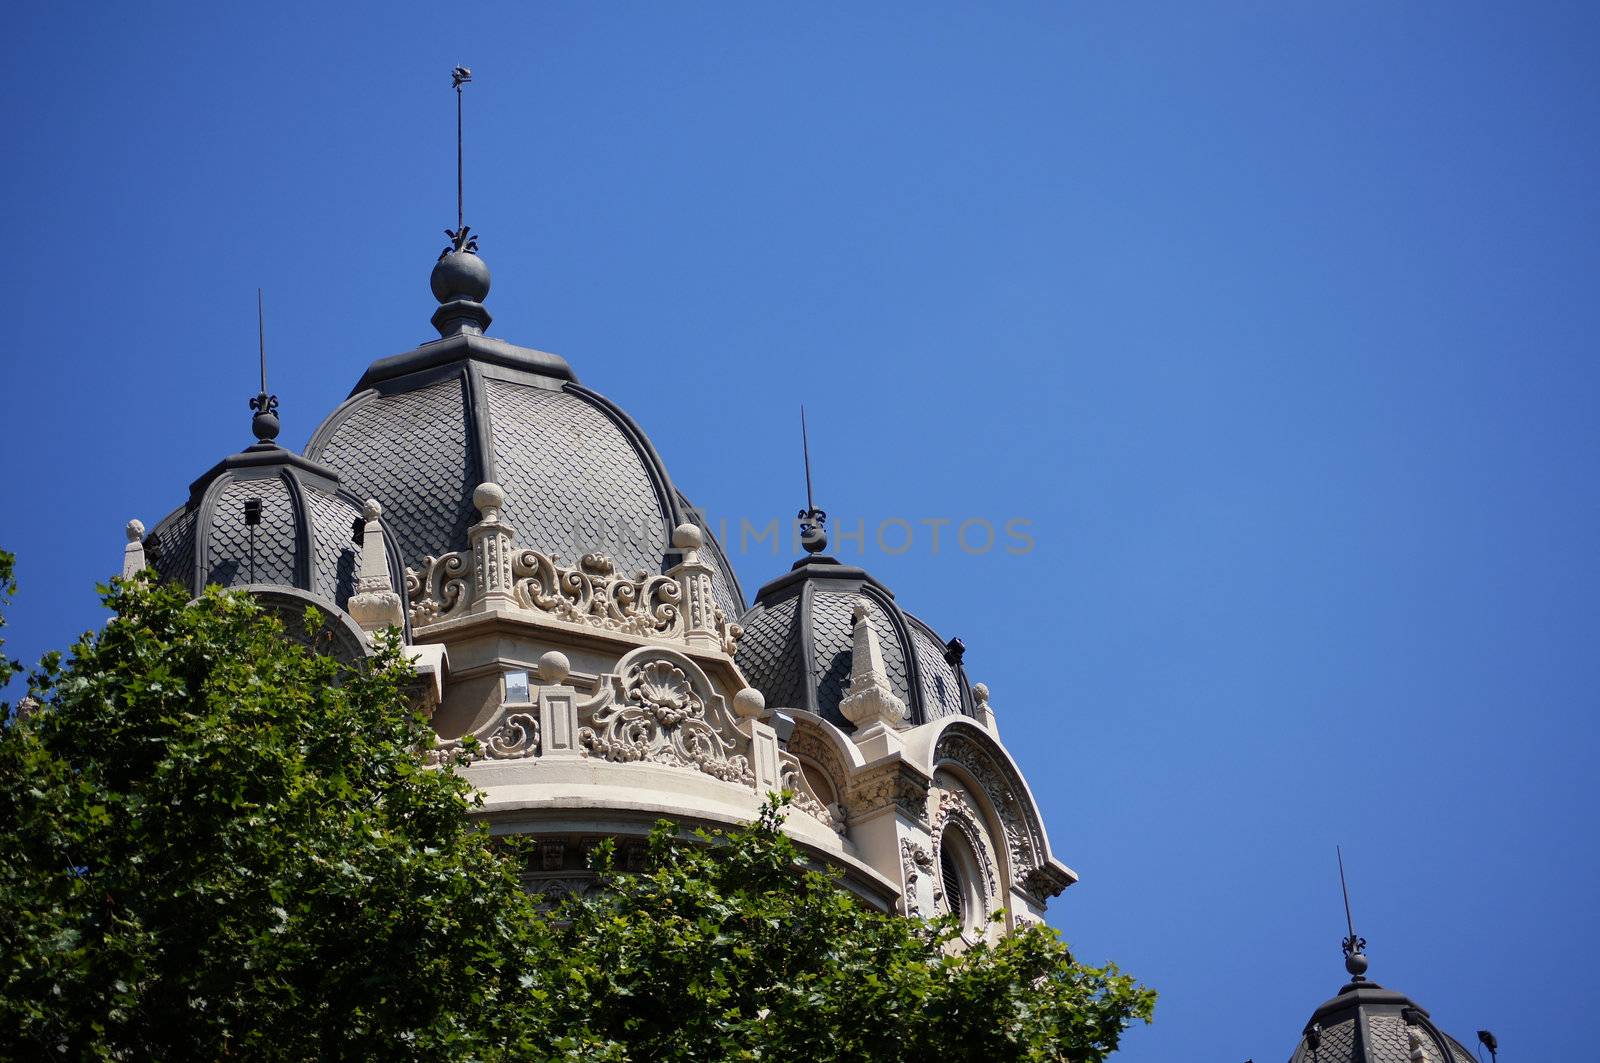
[0,570,1152,1061]
[550,809,1155,1062]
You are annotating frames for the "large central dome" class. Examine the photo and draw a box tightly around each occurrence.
[304,251,742,622]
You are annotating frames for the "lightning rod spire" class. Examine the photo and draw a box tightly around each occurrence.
[797,406,827,554]
[1337,845,1369,980]
[453,65,471,232]
[248,288,279,444]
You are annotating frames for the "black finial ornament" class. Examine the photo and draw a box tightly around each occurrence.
[249,288,280,443]
[430,67,492,337]
[1337,846,1369,980]
[798,405,828,554]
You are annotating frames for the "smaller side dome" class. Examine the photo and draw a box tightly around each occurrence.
[145,439,404,627]
[1287,949,1479,1063]
[737,554,976,730]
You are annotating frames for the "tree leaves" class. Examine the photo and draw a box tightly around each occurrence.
[0,569,1153,1061]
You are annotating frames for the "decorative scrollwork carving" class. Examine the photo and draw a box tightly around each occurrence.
[779,751,842,833]
[425,710,540,767]
[406,553,469,627]
[513,550,684,638]
[900,839,934,916]
[578,651,753,786]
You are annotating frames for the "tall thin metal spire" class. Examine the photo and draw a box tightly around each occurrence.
[248,289,280,444]
[440,67,479,260]
[1337,845,1369,980]
[453,66,472,233]
[797,406,827,554]
[257,288,267,394]
[801,405,816,514]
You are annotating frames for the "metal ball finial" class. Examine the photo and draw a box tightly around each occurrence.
[799,508,828,554]
[250,392,280,443]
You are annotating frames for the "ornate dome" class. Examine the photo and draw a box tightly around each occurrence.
[145,432,404,620]
[736,553,976,730]
[1287,945,1479,1063]
[304,246,743,622]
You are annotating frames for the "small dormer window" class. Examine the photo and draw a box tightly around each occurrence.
[504,670,530,704]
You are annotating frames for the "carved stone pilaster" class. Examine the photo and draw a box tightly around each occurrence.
[667,523,742,655]
[742,718,782,795]
[468,482,518,612]
[534,651,582,759]
[348,500,405,636]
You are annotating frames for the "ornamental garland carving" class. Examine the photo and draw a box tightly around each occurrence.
[578,652,753,786]
[937,732,1058,899]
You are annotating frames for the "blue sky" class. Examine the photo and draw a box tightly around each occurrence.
[4,3,1596,1058]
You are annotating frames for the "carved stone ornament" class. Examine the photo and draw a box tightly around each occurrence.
[846,761,931,828]
[900,839,934,916]
[778,750,842,833]
[937,731,1059,899]
[406,543,743,654]
[577,648,754,786]
[426,710,540,767]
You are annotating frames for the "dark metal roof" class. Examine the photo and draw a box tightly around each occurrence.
[145,440,405,624]
[305,330,744,616]
[1287,975,1478,1063]
[736,555,976,730]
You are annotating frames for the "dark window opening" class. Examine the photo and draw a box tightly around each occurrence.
[940,845,965,925]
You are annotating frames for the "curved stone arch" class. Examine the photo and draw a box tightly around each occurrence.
[781,710,862,807]
[909,717,1076,903]
[238,584,371,664]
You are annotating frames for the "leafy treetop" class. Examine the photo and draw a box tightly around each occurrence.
[0,567,1152,1061]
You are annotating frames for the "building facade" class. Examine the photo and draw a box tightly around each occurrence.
[124,236,1076,933]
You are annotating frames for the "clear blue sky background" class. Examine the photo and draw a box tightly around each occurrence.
[3,3,1595,1059]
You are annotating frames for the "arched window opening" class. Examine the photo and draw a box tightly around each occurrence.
[939,827,983,930]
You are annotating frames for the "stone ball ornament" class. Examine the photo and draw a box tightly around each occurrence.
[733,687,767,720]
[671,522,703,552]
[472,481,505,518]
[537,651,571,685]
